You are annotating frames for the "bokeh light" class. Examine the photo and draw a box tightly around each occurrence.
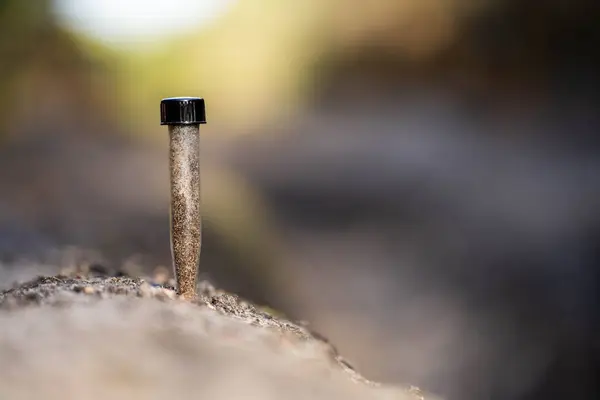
[52,0,235,45]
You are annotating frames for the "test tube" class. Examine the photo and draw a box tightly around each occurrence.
[160,97,206,299]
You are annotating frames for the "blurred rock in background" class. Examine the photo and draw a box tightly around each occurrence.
[1,0,599,399]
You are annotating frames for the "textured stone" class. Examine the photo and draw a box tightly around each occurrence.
[0,275,441,400]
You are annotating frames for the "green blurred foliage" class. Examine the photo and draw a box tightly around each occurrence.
[0,0,52,134]
[109,1,329,136]
[0,0,331,137]
[2,0,599,138]
[0,0,117,137]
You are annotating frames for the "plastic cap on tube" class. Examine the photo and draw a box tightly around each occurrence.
[160,97,207,125]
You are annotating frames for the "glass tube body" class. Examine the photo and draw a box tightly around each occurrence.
[168,124,201,299]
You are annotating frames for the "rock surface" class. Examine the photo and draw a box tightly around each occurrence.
[0,275,439,400]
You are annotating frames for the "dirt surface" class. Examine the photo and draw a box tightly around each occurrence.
[0,273,439,400]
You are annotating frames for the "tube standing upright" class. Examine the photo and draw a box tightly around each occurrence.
[160,97,207,299]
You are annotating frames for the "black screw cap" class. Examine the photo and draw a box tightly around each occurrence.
[160,97,207,125]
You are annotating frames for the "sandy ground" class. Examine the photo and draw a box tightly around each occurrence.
[0,274,438,400]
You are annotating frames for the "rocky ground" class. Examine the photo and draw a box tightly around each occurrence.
[0,271,439,400]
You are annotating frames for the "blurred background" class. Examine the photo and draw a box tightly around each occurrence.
[1,0,600,398]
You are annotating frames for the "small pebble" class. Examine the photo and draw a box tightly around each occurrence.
[137,282,153,297]
[156,288,177,301]
[152,266,170,285]
[83,286,95,295]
